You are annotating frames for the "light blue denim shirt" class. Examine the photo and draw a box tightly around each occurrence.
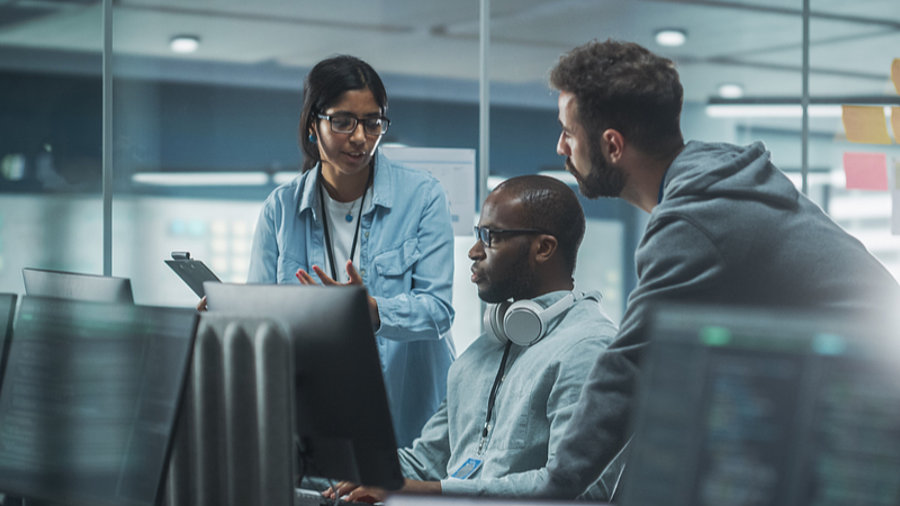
[247,149,456,446]
[396,290,617,496]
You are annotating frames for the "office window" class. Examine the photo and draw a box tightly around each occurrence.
[0,0,895,332]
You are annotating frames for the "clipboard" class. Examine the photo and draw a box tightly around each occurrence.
[165,251,221,297]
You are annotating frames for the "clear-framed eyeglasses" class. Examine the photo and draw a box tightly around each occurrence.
[317,113,390,136]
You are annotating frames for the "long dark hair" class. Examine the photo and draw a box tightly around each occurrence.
[298,55,388,172]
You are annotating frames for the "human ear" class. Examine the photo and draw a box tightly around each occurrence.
[602,128,625,164]
[533,234,558,264]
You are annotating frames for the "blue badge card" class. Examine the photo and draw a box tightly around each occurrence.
[450,458,483,479]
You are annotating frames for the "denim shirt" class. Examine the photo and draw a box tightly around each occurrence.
[396,290,617,496]
[247,150,456,446]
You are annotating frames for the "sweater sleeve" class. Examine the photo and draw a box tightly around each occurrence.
[540,216,724,499]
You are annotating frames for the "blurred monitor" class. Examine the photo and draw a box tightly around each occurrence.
[0,297,198,506]
[205,282,403,490]
[621,303,900,506]
[23,267,134,303]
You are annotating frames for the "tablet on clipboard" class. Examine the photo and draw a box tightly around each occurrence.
[165,251,221,298]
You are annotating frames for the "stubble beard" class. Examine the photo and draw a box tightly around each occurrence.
[566,139,626,199]
[477,245,535,304]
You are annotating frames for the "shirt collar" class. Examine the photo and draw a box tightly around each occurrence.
[297,148,394,219]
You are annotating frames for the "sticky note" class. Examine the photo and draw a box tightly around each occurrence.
[843,152,888,190]
[841,105,892,144]
[892,107,900,144]
[892,58,900,95]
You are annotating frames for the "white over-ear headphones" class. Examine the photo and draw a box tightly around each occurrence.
[483,290,602,346]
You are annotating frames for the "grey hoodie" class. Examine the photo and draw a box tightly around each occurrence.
[541,140,900,500]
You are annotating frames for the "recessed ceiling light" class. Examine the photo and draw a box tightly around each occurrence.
[717,83,744,99]
[169,35,200,54]
[654,29,687,47]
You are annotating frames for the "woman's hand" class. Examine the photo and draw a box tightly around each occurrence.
[296,260,381,330]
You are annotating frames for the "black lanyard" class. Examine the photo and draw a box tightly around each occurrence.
[319,168,372,280]
[479,341,512,453]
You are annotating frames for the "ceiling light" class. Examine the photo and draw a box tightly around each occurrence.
[169,35,200,54]
[654,29,687,47]
[717,83,744,99]
[132,172,267,186]
[704,104,845,118]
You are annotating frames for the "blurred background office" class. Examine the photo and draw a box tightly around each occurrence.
[0,0,898,352]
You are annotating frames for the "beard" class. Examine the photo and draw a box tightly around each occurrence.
[566,139,626,199]
[477,245,535,304]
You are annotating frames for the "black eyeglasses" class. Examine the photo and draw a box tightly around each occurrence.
[473,226,546,248]
[317,113,390,136]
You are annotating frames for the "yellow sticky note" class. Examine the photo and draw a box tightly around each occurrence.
[893,58,900,95]
[841,105,892,144]
[892,107,900,144]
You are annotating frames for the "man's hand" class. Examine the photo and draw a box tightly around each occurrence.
[322,481,386,504]
[323,479,441,504]
[295,260,381,330]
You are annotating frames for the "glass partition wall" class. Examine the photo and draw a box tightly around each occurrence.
[0,2,104,291]
[0,0,897,350]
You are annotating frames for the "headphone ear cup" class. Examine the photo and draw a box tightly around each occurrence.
[502,299,546,346]
[483,301,511,345]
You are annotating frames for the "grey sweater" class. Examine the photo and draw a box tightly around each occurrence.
[542,140,900,499]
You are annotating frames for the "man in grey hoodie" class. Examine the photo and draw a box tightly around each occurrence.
[542,38,900,500]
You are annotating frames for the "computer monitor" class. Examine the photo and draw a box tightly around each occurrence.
[23,267,134,303]
[204,282,404,490]
[621,303,900,506]
[0,296,198,506]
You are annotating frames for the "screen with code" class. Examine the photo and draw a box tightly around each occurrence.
[0,296,197,506]
[623,304,900,506]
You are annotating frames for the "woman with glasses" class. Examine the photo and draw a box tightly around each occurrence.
[247,55,456,447]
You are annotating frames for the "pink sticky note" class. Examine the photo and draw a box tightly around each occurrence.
[843,152,888,190]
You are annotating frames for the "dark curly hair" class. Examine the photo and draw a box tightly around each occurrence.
[298,55,388,172]
[495,175,585,276]
[550,39,684,160]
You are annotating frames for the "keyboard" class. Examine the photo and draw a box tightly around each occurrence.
[294,487,381,506]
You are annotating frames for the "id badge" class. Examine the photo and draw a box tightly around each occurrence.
[450,458,483,479]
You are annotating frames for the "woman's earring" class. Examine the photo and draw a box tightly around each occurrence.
[308,133,317,144]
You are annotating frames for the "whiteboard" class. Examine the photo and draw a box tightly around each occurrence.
[381,146,476,237]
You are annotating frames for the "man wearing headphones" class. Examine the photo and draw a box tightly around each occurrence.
[325,175,617,502]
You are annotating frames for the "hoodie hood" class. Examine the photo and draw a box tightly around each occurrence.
[661,140,799,210]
